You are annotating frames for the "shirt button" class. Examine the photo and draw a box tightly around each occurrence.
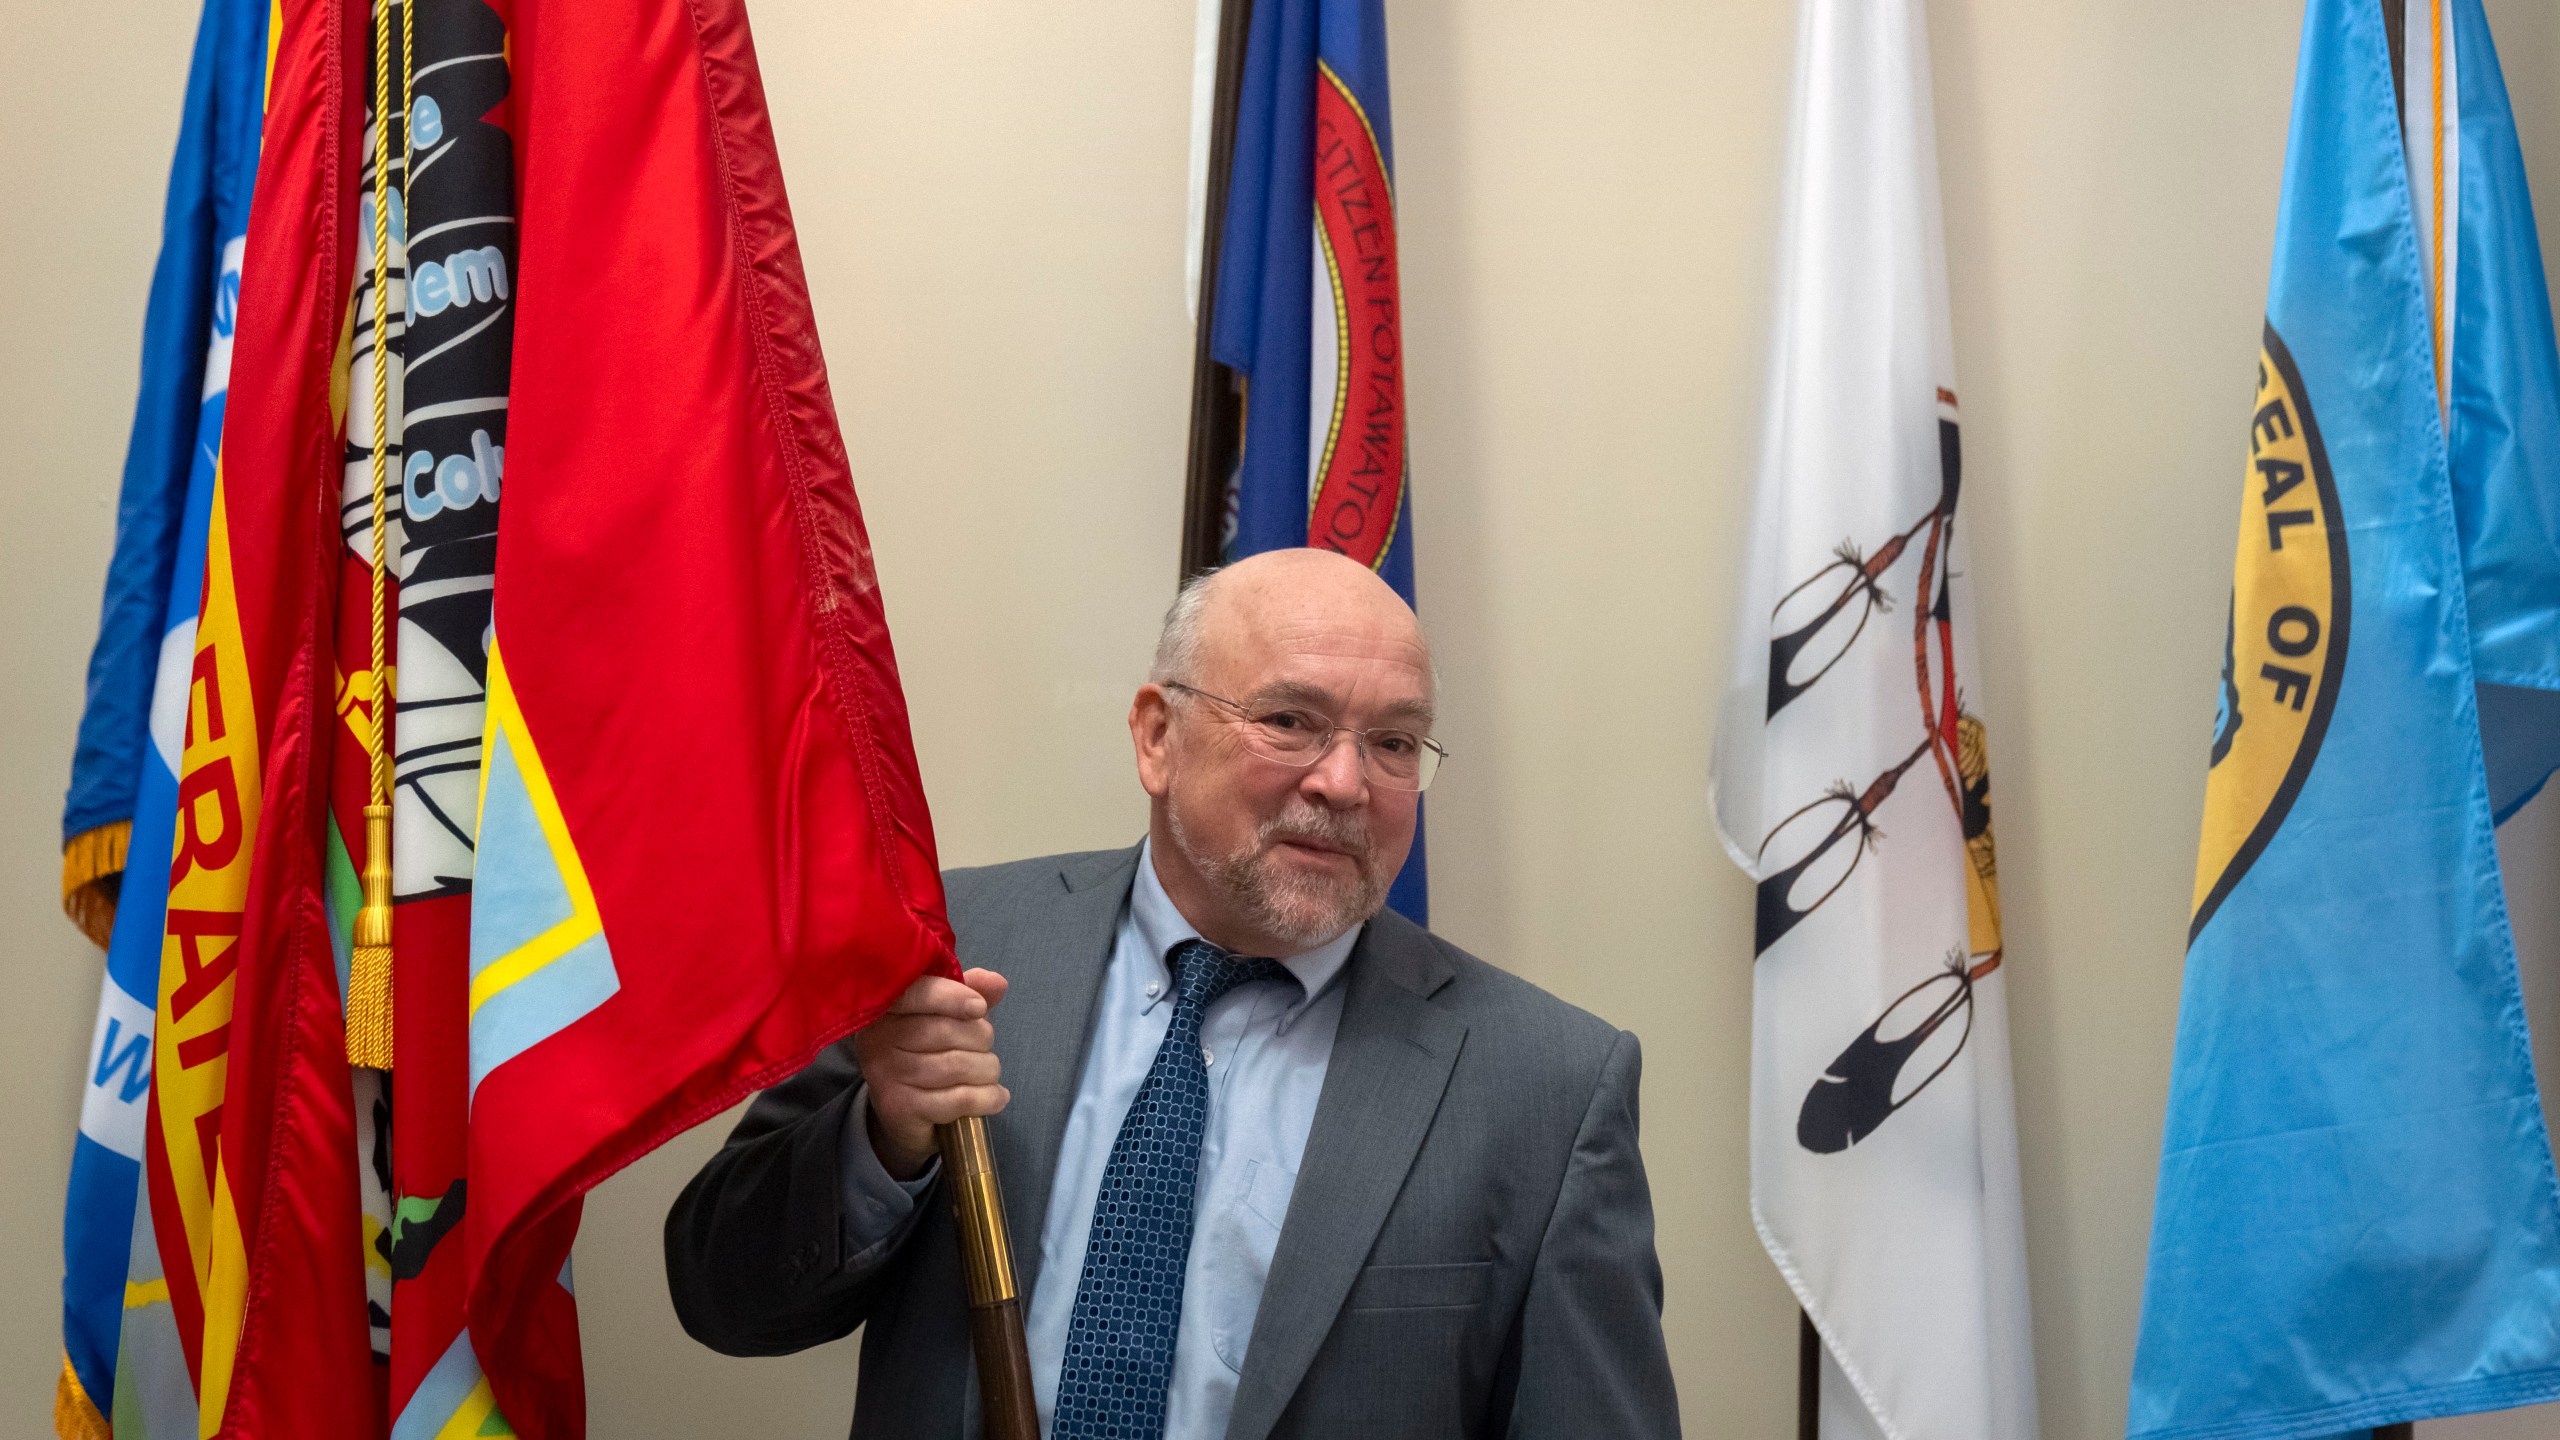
[1202,1047,1215,1067]
[1145,982,1161,998]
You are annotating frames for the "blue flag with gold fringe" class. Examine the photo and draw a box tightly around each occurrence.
[2129,1,2560,1437]
[54,0,266,1430]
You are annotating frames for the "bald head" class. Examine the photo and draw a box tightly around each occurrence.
[1151,548,1432,710]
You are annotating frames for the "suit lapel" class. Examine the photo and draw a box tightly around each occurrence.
[1225,914,1466,1440]
[978,846,1134,1298]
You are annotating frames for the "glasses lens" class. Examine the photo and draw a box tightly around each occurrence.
[1242,709,1329,760]
[1363,731,1424,783]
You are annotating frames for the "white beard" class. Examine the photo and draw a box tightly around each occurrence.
[1166,793,1386,954]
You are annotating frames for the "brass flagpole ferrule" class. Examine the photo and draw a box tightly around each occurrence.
[939,1113,1015,1304]
[936,1114,1035,1440]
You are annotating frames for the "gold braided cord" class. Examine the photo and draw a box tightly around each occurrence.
[346,0,401,1070]
[366,0,390,803]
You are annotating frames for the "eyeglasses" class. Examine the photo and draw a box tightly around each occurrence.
[1162,682,1448,792]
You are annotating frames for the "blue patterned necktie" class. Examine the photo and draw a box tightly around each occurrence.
[1051,938,1294,1439]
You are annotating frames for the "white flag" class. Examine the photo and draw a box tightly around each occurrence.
[1709,3,2037,1439]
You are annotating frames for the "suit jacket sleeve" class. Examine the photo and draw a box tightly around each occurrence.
[1507,1030,1682,1438]
[663,1038,942,1356]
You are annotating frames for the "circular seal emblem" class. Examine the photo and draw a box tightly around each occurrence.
[2191,325,2352,942]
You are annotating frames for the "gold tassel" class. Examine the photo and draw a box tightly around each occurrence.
[59,821,132,951]
[346,803,395,1068]
[53,1352,110,1440]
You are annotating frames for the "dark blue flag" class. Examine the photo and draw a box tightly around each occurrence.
[1209,0,1426,921]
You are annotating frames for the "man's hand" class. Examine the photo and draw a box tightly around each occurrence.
[854,968,1011,1180]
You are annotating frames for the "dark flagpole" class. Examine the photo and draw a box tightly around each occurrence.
[1800,1309,1820,1440]
[1181,0,1257,581]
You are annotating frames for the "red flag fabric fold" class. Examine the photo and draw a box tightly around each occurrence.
[186,0,380,1431]
[464,0,958,1430]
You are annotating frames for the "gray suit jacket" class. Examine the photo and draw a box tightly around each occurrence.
[665,847,1679,1439]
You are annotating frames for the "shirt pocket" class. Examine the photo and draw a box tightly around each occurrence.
[1206,1158,1293,1373]
[1342,1260,1493,1313]
[1239,1153,1294,1231]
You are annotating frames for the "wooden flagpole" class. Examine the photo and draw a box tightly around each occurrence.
[1180,0,1257,582]
[940,1115,1036,1439]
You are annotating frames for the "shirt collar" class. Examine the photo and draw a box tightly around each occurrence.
[1130,837,1361,1017]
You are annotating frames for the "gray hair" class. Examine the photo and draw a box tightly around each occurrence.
[1150,569,1221,686]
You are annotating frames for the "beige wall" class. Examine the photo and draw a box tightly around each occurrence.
[6,2,2559,1436]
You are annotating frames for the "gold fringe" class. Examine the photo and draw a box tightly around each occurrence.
[60,822,131,951]
[54,1352,110,1440]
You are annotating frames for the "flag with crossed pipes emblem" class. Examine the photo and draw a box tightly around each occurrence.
[1712,3,2039,1438]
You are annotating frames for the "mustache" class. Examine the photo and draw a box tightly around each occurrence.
[1258,803,1372,863]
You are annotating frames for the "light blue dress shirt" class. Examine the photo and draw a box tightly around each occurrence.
[840,840,1356,1439]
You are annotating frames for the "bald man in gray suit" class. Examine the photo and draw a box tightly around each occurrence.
[666,551,1679,1439]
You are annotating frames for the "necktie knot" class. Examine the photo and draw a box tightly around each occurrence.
[1167,938,1292,1016]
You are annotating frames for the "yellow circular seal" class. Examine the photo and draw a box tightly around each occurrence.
[2191,325,2353,942]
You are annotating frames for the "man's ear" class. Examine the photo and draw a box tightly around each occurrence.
[1130,684,1176,798]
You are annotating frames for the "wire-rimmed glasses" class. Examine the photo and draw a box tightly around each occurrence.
[1162,681,1448,792]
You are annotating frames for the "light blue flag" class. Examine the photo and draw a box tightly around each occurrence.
[56,0,265,1430]
[2129,2,2560,1438]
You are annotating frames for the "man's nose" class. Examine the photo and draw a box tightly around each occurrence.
[1299,730,1368,805]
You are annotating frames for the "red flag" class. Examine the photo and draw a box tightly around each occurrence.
[157,0,381,1428]
[457,0,959,1430]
